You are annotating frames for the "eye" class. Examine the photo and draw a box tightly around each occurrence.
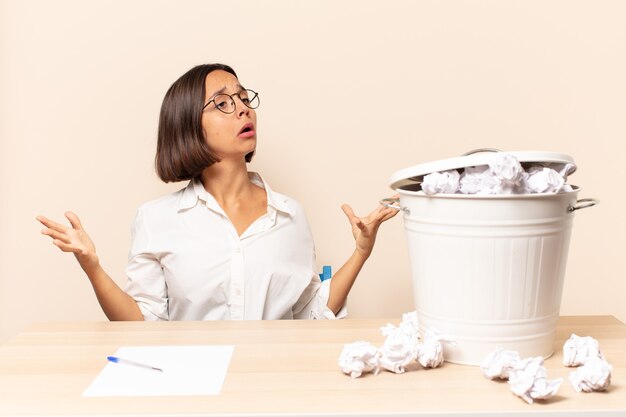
[214,96,230,108]
[238,91,250,103]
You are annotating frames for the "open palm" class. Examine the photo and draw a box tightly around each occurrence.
[341,202,398,258]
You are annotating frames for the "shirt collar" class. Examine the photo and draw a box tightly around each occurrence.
[177,172,295,216]
[177,178,205,212]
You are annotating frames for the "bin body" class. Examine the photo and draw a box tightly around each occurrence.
[399,187,579,365]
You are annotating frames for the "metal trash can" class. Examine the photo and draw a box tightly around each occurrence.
[385,151,597,365]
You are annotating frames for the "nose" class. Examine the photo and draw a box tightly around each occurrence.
[235,96,250,118]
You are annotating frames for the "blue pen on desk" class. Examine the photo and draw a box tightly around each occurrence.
[107,356,163,372]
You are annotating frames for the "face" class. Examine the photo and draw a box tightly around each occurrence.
[201,70,257,162]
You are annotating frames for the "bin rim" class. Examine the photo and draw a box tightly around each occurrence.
[396,184,581,200]
[389,150,576,191]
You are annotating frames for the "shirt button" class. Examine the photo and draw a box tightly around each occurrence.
[234,288,241,296]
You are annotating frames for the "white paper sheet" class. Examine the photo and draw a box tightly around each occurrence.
[83,345,234,397]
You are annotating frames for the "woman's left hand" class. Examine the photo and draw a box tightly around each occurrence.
[341,198,399,259]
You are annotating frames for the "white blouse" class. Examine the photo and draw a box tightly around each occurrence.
[125,172,346,321]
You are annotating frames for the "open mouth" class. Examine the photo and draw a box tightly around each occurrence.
[239,123,254,135]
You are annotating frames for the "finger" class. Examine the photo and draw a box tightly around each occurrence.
[342,204,364,226]
[380,206,400,219]
[369,204,385,216]
[372,206,395,221]
[381,209,399,221]
[350,203,389,220]
[41,228,71,244]
[53,239,80,253]
[65,211,83,230]
[36,215,68,233]
[344,205,369,230]
[366,203,395,223]
[377,212,397,223]
[341,203,357,220]
[365,207,398,228]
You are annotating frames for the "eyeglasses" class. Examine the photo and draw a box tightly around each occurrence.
[203,89,260,114]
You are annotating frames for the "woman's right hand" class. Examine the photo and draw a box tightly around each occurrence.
[37,211,100,272]
[37,211,143,321]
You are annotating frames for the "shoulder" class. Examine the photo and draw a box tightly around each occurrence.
[135,183,189,219]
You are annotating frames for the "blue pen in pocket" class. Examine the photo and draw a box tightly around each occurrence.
[319,265,332,282]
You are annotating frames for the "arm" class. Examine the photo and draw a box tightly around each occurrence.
[326,202,398,314]
[37,212,143,321]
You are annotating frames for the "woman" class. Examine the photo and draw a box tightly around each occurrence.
[37,63,397,321]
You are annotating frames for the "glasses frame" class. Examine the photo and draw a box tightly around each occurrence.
[203,89,260,114]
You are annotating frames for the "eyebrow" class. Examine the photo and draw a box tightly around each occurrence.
[208,84,245,100]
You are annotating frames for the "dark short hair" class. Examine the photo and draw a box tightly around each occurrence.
[155,63,254,183]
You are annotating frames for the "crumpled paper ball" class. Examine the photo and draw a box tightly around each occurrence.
[378,314,420,374]
[401,311,419,337]
[379,325,418,374]
[524,167,565,193]
[489,153,525,193]
[508,357,562,404]
[416,330,450,368]
[563,333,603,367]
[459,165,498,194]
[569,356,612,393]
[422,170,460,195]
[338,340,380,378]
[480,348,521,380]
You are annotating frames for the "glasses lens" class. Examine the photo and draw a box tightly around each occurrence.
[241,90,259,109]
[213,94,235,113]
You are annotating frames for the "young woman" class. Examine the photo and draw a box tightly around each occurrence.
[37,63,397,321]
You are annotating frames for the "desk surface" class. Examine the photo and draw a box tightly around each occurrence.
[0,316,624,416]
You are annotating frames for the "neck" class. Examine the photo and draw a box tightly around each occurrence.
[200,158,253,204]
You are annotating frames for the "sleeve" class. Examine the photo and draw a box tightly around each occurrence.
[291,246,348,320]
[124,207,169,321]
[292,276,348,320]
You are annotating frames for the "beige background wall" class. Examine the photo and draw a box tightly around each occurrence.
[1,0,624,343]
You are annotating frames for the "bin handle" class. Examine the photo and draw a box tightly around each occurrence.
[568,198,599,212]
[379,197,409,214]
[462,148,503,156]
